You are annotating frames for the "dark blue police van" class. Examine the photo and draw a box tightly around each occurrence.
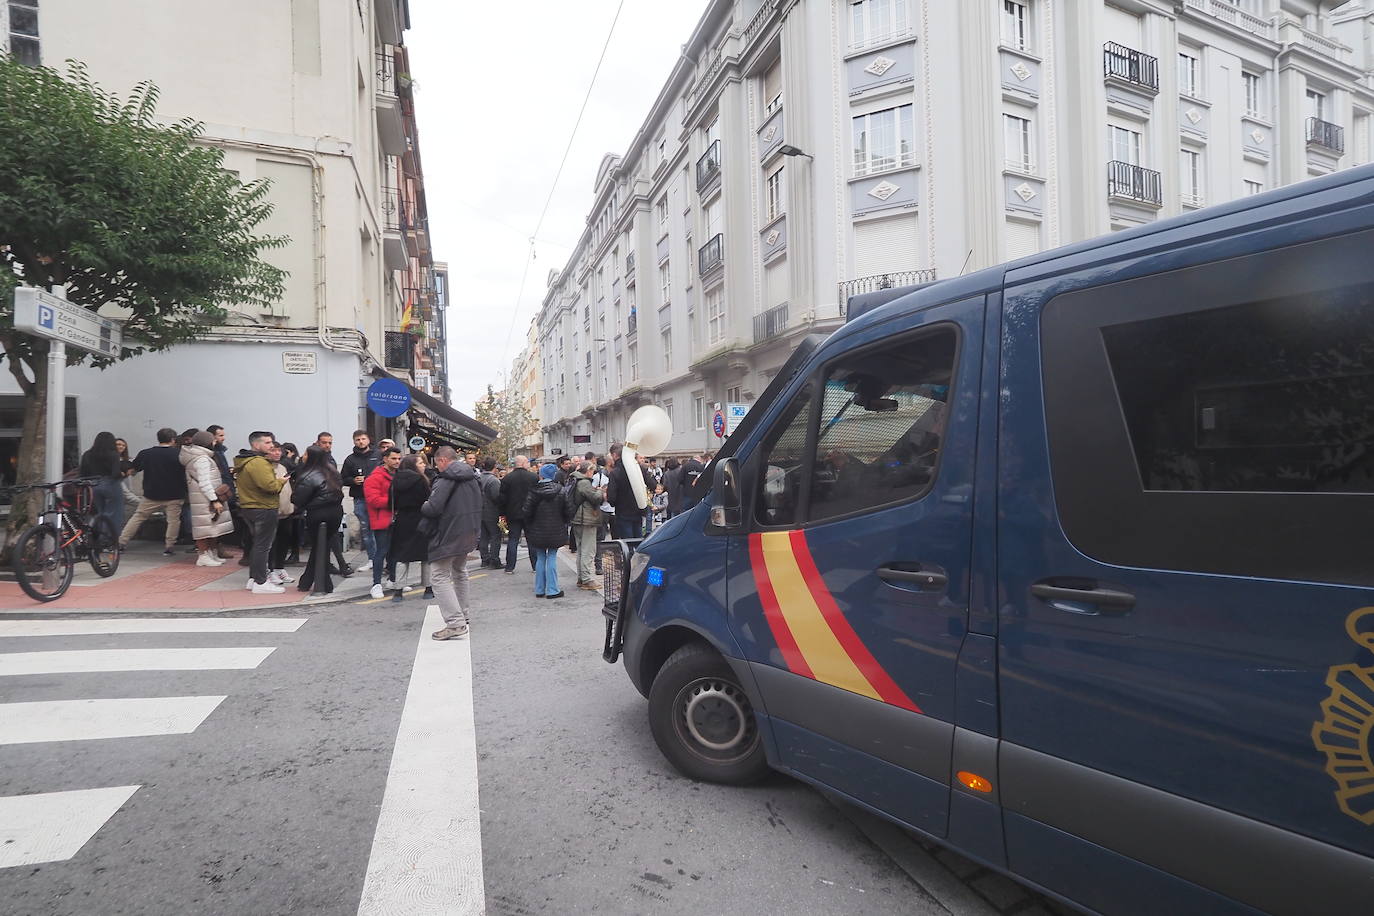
[598,163,1374,915]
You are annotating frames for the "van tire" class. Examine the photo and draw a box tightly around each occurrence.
[648,642,769,785]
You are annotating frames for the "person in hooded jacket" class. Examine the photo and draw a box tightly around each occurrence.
[478,457,503,568]
[523,463,571,599]
[386,453,432,597]
[180,431,234,566]
[290,444,345,594]
[421,447,482,640]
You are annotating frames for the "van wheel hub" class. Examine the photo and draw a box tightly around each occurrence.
[679,678,753,754]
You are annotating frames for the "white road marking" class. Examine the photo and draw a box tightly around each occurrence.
[0,647,276,677]
[0,618,307,637]
[0,696,227,746]
[357,605,484,916]
[0,786,141,868]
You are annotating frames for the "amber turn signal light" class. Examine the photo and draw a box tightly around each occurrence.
[957,771,993,793]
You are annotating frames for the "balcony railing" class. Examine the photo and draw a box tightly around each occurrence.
[1181,0,1275,41]
[384,330,413,370]
[697,140,721,191]
[1107,160,1163,206]
[853,148,916,178]
[1103,42,1159,92]
[376,50,397,97]
[838,269,937,314]
[381,185,407,232]
[743,0,781,48]
[753,303,789,343]
[698,233,724,276]
[1306,117,1345,154]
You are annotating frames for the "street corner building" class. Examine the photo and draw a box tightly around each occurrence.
[0,1,492,461]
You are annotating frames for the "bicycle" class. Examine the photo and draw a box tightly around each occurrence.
[8,477,121,602]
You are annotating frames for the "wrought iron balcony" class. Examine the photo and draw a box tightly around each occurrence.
[384,330,413,370]
[376,50,398,97]
[696,140,721,191]
[1107,160,1163,206]
[1103,42,1159,92]
[1306,117,1345,154]
[838,269,937,314]
[381,185,408,232]
[698,233,724,276]
[753,303,789,343]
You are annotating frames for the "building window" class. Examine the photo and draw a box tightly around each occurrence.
[693,392,706,429]
[1243,72,1262,119]
[7,0,39,66]
[1003,113,1033,172]
[657,197,668,231]
[662,399,675,429]
[629,343,639,381]
[763,59,783,118]
[659,261,671,305]
[726,386,742,403]
[1109,124,1142,166]
[1244,179,1264,196]
[1001,0,1028,51]
[1307,89,1327,123]
[706,287,726,345]
[850,0,911,51]
[615,355,623,390]
[598,315,606,346]
[1180,148,1203,208]
[1178,51,1199,99]
[765,164,786,221]
[852,104,915,177]
[662,328,673,373]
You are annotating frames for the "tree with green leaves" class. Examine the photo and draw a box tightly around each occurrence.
[0,57,286,536]
[474,384,536,464]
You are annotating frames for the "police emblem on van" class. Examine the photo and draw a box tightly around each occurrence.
[1312,607,1374,825]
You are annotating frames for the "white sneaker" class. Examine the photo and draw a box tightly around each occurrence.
[270,569,295,585]
[358,560,373,572]
[370,584,384,599]
[195,553,224,567]
[245,578,256,590]
[251,581,286,595]
[383,579,398,592]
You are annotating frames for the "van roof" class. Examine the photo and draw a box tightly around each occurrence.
[841,161,1374,338]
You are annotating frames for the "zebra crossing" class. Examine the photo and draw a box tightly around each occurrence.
[0,615,306,869]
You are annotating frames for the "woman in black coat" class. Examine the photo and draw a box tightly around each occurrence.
[663,457,683,519]
[522,463,570,599]
[79,430,125,535]
[290,445,345,594]
[387,453,432,595]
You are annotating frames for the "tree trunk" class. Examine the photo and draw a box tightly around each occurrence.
[5,349,48,555]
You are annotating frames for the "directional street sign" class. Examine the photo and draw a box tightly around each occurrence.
[13,286,122,358]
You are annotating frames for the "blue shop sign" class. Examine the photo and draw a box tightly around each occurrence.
[366,378,411,418]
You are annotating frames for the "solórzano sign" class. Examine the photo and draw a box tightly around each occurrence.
[366,378,411,418]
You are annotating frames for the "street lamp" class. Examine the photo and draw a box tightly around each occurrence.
[778,144,813,160]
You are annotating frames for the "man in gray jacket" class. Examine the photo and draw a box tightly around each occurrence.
[478,457,503,568]
[421,446,482,640]
[570,461,605,590]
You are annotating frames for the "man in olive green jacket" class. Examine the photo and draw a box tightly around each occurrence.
[233,431,286,592]
[571,462,604,590]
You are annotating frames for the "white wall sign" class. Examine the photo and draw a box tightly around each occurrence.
[726,403,750,434]
[281,350,317,374]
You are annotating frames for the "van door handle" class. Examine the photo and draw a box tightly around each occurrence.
[1030,583,1136,611]
[876,567,948,590]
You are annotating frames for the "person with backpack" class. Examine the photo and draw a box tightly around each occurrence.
[570,461,604,590]
[522,463,571,599]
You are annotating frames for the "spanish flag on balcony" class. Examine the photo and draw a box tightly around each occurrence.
[400,288,416,332]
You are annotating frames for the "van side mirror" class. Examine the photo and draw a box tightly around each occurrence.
[709,457,742,528]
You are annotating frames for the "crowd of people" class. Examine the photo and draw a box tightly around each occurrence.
[75,424,714,641]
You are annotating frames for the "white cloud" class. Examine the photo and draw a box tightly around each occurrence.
[404,0,711,412]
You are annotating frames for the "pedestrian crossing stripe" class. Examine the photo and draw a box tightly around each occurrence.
[0,646,277,677]
[0,786,141,868]
[0,696,226,746]
[0,618,306,637]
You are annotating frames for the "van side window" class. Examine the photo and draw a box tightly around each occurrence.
[808,329,956,523]
[754,384,812,527]
[1103,291,1373,494]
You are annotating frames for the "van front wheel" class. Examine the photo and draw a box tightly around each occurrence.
[648,642,769,785]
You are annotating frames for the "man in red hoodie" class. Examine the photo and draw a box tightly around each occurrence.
[364,446,401,598]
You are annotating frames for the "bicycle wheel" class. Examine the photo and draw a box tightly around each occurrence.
[14,524,75,602]
[87,517,121,577]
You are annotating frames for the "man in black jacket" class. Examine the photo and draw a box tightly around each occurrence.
[478,457,503,568]
[605,443,645,539]
[119,427,188,554]
[497,455,537,573]
[340,430,381,572]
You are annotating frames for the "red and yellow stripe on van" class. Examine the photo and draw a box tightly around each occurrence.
[749,530,922,713]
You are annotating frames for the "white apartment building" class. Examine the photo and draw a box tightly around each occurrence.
[526,0,1374,459]
[0,0,485,469]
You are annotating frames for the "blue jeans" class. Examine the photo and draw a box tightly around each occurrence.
[533,547,560,596]
[92,477,124,535]
[611,516,642,539]
[371,529,391,586]
[353,499,375,558]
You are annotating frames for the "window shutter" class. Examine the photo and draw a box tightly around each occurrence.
[854,214,920,276]
[1005,220,1040,261]
[763,59,782,104]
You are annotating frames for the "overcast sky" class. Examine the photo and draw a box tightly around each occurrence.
[405,0,711,413]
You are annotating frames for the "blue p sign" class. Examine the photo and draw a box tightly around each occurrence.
[37,304,55,329]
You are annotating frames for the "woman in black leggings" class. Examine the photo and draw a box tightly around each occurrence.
[290,445,345,595]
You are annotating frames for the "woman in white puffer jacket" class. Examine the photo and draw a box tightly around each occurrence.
[180,430,235,566]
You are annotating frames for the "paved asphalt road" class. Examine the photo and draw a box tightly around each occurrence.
[0,548,1068,915]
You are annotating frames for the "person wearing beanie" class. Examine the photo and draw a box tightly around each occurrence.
[180,429,234,566]
[521,463,571,598]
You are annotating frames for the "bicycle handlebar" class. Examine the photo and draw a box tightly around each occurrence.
[0,477,104,496]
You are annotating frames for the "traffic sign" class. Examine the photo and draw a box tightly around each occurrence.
[408,435,426,451]
[13,286,122,357]
[726,403,750,435]
[712,408,725,439]
[366,378,411,417]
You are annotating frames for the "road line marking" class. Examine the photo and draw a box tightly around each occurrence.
[0,647,276,677]
[0,696,226,745]
[0,618,306,637]
[0,786,141,868]
[357,605,484,915]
